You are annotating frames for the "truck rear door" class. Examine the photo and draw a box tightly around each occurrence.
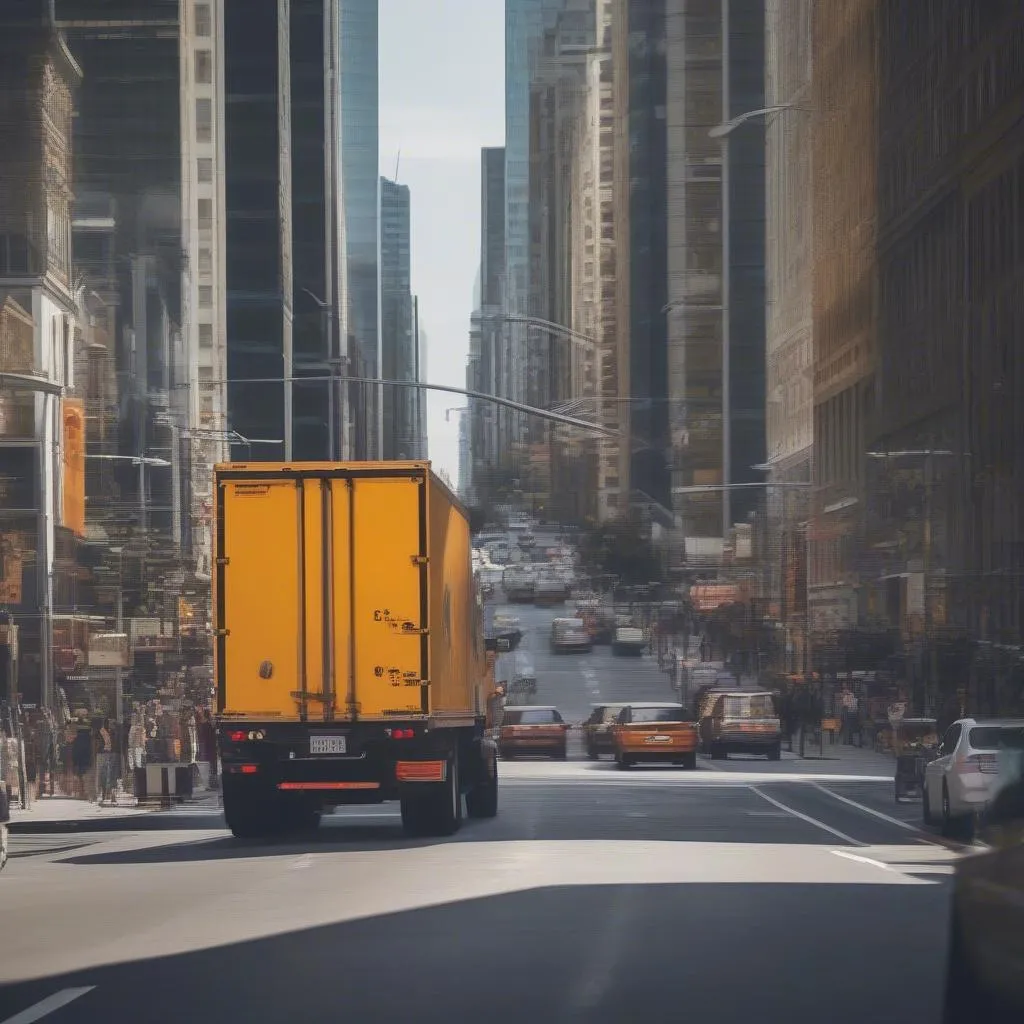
[334,472,427,718]
[217,466,428,721]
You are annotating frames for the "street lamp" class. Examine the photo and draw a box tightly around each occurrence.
[708,104,809,139]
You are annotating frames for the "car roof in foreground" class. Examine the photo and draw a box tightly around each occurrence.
[962,717,1024,727]
[621,701,685,709]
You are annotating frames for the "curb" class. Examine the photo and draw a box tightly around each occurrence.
[8,795,222,835]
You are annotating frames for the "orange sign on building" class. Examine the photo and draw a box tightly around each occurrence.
[62,398,86,536]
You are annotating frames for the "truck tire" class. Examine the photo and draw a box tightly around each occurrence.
[466,751,498,819]
[401,755,463,838]
[223,780,279,840]
[281,802,321,835]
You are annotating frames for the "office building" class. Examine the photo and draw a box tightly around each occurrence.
[291,0,346,462]
[340,0,380,460]
[222,0,293,461]
[380,175,418,459]
[764,0,812,673]
[870,1,1024,716]
[0,1,82,707]
[528,0,596,523]
[808,0,877,639]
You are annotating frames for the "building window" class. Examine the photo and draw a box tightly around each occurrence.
[194,49,212,84]
[197,247,212,274]
[194,3,211,37]
[197,157,213,183]
[196,98,212,142]
[198,323,213,348]
[198,366,213,382]
[198,285,213,308]
[197,198,212,230]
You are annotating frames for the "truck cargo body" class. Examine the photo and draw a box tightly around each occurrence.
[214,462,497,838]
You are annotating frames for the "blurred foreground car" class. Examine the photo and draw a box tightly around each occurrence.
[499,705,569,760]
[924,719,1024,837]
[942,774,1024,1021]
[613,703,698,769]
[583,702,627,759]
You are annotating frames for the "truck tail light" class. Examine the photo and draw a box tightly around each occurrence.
[227,729,265,743]
[226,763,260,775]
[390,728,415,739]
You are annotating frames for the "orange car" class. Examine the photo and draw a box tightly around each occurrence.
[499,705,569,760]
[613,702,699,769]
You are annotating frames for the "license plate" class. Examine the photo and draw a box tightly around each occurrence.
[646,735,672,743]
[310,735,346,755]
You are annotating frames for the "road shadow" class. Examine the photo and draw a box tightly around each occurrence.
[0,882,950,1024]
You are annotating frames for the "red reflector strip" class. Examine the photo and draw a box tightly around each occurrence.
[277,781,380,791]
[226,763,260,775]
[396,760,446,783]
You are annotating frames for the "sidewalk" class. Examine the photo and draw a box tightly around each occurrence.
[786,735,897,776]
[9,789,221,834]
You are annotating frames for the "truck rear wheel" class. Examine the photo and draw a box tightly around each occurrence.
[400,755,463,837]
[223,783,273,840]
[466,751,498,819]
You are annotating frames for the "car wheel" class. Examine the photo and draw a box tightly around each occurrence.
[767,744,782,762]
[586,744,599,761]
[0,823,8,872]
[922,784,934,825]
[680,752,697,771]
[617,755,632,770]
[941,783,957,838]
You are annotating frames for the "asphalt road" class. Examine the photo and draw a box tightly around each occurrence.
[493,598,674,723]
[0,597,958,1024]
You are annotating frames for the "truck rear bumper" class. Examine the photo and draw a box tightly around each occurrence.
[219,720,479,804]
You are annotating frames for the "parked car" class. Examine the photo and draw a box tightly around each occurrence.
[499,706,569,760]
[612,703,699,769]
[924,718,1024,838]
[942,773,1024,1021]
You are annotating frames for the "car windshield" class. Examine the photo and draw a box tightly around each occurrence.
[723,695,777,719]
[504,709,562,725]
[601,707,622,723]
[630,707,691,724]
[968,726,1024,751]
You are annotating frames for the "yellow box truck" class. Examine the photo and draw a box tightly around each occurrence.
[214,461,498,838]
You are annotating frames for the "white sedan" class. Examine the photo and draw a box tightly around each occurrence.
[924,717,1024,836]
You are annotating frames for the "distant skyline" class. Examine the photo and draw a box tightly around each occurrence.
[378,0,505,482]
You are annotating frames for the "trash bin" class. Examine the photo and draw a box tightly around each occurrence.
[133,763,194,805]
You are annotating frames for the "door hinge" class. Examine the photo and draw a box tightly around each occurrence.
[411,555,428,566]
[216,557,229,566]
[215,628,230,638]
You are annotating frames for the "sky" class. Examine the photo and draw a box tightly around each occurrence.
[378,0,505,483]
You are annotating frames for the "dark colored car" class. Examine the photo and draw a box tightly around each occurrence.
[942,774,1024,1020]
[583,703,627,759]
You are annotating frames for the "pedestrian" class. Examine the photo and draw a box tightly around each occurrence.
[95,718,114,804]
[70,712,92,800]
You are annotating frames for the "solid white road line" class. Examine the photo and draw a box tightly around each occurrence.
[810,782,921,834]
[749,786,866,847]
[830,849,894,872]
[1,988,95,1024]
